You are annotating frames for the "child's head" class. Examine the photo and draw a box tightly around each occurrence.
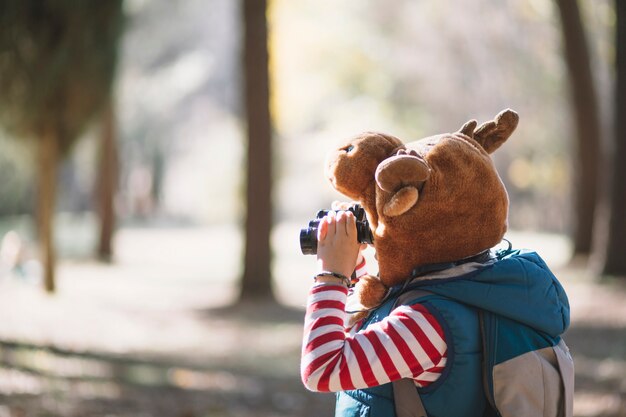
[325,109,518,307]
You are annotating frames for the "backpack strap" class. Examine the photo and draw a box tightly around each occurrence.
[391,289,433,417]
[393,289,433,309]
[478,311,499,416]
[393,378,428,417]
[554,339,575,417]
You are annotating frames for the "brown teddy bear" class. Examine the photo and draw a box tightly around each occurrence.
[324,109,519,309]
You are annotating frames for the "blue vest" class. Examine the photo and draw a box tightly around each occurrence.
[334,249,570,417]
[336,291,488,417]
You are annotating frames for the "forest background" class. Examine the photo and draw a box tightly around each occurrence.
[0,0,624,416]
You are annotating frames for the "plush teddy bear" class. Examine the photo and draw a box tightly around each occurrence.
[324,109,519,309]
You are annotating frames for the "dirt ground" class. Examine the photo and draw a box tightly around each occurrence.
[0,225,624,417]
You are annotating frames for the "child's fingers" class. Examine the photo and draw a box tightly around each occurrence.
[325,211,337,237]
[331,201,352,211]
[345,211,357,239]
[335,210,351,237]
[317,217,328,241]
[335,211,348,236]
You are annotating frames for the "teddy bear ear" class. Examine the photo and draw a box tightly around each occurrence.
[472,109,519,154]
[375,153,431,217]
[459,119,478,138]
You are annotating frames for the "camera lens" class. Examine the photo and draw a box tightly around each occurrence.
[299,225,318,255]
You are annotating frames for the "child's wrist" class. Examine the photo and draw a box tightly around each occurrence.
[316,259,353,280]
[314,271,351,287]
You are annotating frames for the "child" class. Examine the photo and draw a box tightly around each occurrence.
[302,209,449,393]
[300,112,572,417]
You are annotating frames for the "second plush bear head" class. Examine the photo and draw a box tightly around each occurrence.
[325,109,519,308]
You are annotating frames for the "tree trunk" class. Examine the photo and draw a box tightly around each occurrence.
[555,0,602,257]
[37,128,59,293]
[601,0,626,276]
[239,0,274,301]
[97,99,118,262]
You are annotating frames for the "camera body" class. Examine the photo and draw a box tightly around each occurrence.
[299,204,374,255]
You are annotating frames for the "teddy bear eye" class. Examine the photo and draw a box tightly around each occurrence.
[343,145,354,153]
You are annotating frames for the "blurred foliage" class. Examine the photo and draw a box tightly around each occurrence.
[0,0,615,234]
[0,0,124,221]
[116,0,242,222]
[0,131,33,215]
[270,0,614,233]
[0,1,124,152]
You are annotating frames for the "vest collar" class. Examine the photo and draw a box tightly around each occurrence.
[410,249,493,279]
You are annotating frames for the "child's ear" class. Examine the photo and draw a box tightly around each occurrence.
[461,109,519,154]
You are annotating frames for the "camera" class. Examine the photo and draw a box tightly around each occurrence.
[299,204,374,255]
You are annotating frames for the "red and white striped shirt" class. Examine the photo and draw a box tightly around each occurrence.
[301,282,447,392]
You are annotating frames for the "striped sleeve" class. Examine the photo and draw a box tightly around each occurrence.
[350,257,368,286]
[301,284,447,392]
[354,257,368,278]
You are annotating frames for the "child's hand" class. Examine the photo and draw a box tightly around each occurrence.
[331,200,369,266]
[316,210,362,279]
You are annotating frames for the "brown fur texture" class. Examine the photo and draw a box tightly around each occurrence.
[324,109,519,308]
[325,131,405,231]
[354,274,388,308]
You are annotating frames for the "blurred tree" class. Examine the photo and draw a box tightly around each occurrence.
[0,134,33,216]
[555,0,602,258]
[600,0,626,276]
[0,1,124,291]
[239,0,275,301]
[97,99,118,262]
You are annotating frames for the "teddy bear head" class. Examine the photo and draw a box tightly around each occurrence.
[325,131,405,232]
[325,109,518,306]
